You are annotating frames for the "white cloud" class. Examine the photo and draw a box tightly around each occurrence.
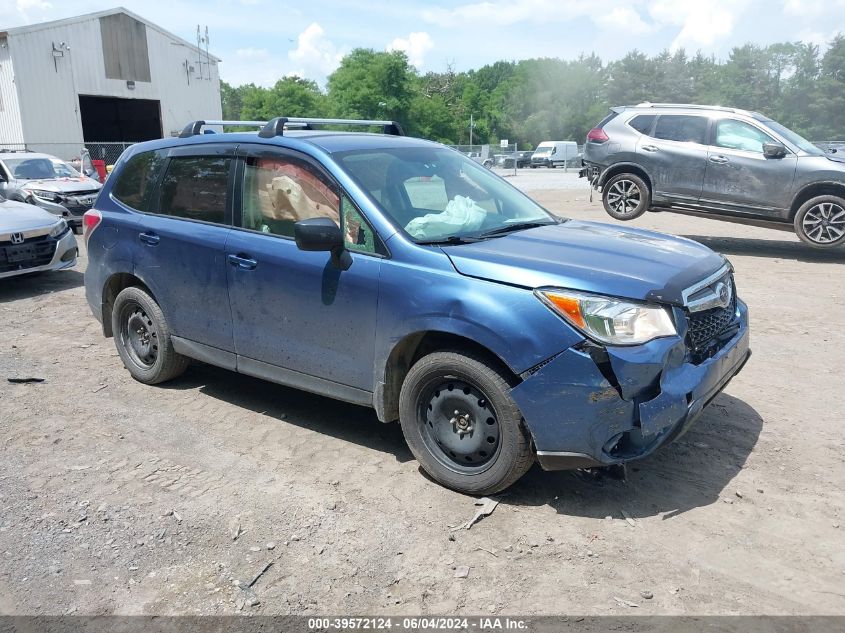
[595,6,652,34]
[219,47,284,86]
[16,0,51,9]
[423,0,591,27]
[288,22,343,78]
[6,0,53,21]
[783,0,825,18]
[387,31,434,67]
[648,0,749,51]
[422,0,654,35]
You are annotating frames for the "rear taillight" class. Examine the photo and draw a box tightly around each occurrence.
[82,209,102,245]
[587,128,609,143]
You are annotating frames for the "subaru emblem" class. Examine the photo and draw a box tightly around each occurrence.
[10,233,24,244]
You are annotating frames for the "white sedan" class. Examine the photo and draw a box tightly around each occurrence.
[0,194,78,279]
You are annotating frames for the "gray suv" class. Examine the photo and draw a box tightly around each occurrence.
[582,103,845,248]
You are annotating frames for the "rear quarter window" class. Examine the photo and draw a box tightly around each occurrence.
[628,115,656,135]
[112,150,166,211]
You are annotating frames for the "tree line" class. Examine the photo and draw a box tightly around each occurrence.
[220,37,845,149]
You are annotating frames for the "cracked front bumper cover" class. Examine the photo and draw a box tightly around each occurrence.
[511,300,750,470]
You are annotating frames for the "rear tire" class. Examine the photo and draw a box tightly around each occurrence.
[399,351,534,495]
[602,173,650,220]
[111,286,188,384]
[793,195,845,248]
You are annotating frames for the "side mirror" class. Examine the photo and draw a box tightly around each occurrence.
[294,217,351,269]
[763,142,787,159]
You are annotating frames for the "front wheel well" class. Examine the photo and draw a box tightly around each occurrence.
[377,331,520,423]
[790,183,845,220]
[101,273,155,337]
[600,164,653,193]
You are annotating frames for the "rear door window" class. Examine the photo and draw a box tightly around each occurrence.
[653,115,709,145]
[156,156,232,224]
[112,150,166,211]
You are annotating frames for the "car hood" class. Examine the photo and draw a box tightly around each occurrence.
[823,153,845,165]
[441,220,727,306]
[0,199,61,232]
[16,177,101,193]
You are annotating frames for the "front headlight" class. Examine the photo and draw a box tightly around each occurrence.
[49,219,68,238]
[536,288,677,346]
[27,189,61,202]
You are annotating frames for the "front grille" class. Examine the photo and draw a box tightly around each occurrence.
[686,294,738,362]
[0,234,56,273]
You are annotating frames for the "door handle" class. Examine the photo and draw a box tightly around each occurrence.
[227,254,258,270]
[641,144,659,152]
[709,155,729,164]
[138,232,160,246]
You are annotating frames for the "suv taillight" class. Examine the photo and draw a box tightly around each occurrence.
[587,128,609,143]
[82,209,102,245]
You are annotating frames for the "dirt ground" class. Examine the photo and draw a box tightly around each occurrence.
[1,182,843,616]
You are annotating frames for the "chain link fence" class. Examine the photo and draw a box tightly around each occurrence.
[84,142,135,166]
[447,143,523,175]
[0,141,135,165]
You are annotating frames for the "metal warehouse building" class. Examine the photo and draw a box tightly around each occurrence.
[0,7,222,161]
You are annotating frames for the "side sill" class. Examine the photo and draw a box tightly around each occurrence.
[172,336,237,371]
[238,356,374,408]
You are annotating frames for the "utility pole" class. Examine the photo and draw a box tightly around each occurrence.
[469,113,474,147]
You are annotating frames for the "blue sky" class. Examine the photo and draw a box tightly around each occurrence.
[3,0,845,86]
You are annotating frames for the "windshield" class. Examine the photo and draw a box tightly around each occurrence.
[533,146,552,155]
[761,120,825,156]
[336,146,556,243]
[3,157,80,180]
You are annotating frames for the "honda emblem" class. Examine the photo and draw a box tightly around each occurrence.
[10,233,24,244]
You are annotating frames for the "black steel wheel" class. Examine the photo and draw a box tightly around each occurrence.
[602,173,650,220]
[111,286,188,384]
[119,301,159,369]
[418,378,501,473]
[399,351,534,495]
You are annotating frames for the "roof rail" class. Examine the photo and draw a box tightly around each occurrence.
[632,102,741,113]
[179,120,266,138]
[258,117,405,138]
[179,117,406,139]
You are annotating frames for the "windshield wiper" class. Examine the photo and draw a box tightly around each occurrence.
[416,235,485,245]
[473,220,557,238]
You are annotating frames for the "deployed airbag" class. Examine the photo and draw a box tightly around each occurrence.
[405,195,487,239]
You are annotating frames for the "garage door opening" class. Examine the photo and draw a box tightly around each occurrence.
[79,95,162,142]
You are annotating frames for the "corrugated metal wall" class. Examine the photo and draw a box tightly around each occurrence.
[0,37,25,144]
[2,13,221,159]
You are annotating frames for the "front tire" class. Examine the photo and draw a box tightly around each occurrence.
[111,286,188,384]
[399,351,534,495]
[602,173,650,220]
[793,195,845,248]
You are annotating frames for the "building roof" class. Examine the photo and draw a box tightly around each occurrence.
[0,6,221,62]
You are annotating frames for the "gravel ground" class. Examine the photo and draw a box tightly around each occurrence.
[0,176,843,616]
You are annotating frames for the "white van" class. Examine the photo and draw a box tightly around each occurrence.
[530,141,579,168]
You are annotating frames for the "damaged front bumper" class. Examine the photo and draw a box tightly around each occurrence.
[510,299,750,470]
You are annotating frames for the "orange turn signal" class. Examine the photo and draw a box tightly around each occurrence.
[543,292,585,328]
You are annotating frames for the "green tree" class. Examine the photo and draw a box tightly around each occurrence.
[326,49,415,125]
[241,77,326,120]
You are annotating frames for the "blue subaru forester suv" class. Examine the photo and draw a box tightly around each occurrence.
[83,117,750,495]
